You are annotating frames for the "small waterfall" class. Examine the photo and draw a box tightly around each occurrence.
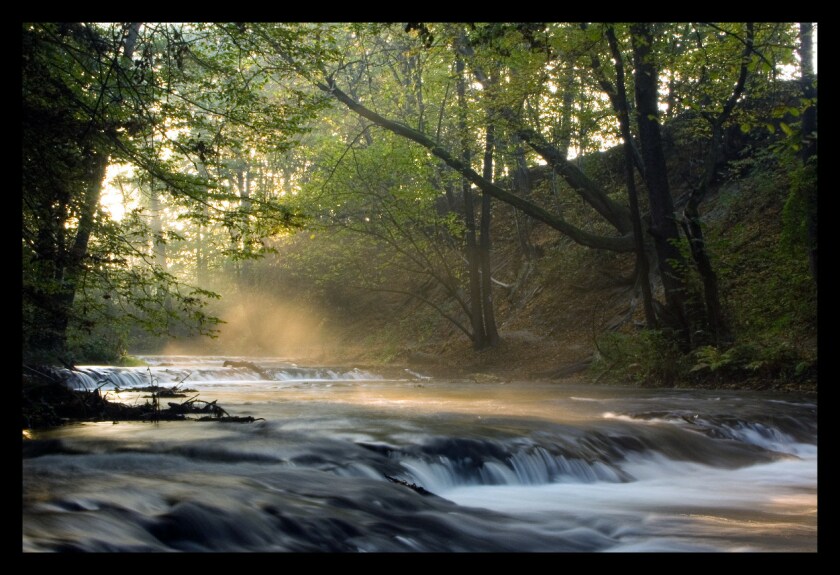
[397,450,625,491]
[61,367,168,390]
[266,367,381,382]
[60,363,382,390]
[603,409,817,454]
[379,437,631,492]
[369,407,817,493]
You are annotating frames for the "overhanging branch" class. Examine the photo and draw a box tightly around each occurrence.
[318,79,634,253]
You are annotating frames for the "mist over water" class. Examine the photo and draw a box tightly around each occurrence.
[23,356,817,552]
[156,287,349,361]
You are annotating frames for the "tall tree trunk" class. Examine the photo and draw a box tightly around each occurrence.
[40,148,109,358]
[479,118,499,347]
[799,22,818,285]
[149,186,167,271]
[605,25,656,329]
[631,23,690,347]
[681,117,732,346]
[679,203,727,344]
[195,162,211,286]
[238,164,253,285]
[196,223,207,286]
[457,55,484,349]
[678,23,754,346]
[149,184,172,320]
[463,173,484,349]
[121,23,141,62]
[411,50,425,133]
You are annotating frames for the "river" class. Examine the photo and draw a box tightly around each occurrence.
[22,355,818,552]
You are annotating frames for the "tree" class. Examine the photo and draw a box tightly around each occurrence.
[237,24,509,350]
[305,22,805,353]
[630,23,691,344]
[24,22,812,364]
[585,23,656,329]
[22,23,321,362]
[23,22,152,361]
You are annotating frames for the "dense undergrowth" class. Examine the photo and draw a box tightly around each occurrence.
[588,144,817,390]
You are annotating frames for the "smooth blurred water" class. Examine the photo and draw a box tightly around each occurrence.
[22,356,817,552]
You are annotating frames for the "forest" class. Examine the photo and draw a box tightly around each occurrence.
[22,22,818,390]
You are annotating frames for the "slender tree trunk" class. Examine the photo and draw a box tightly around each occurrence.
[67,151,108,273]
[456,55,484,349]
[681,120,730,345]
[195,162,211,286]
[149,184,172,319]
[227,166,247,279]
[678,23,754,345]
[463,180,484,349]
[149,186,167,270]
[479,118,499,347]
[631,23,690,347]
[605,25,656,329]
[679,207,727,344]
[238,165,253,284]
[412,51,425,133]
[196,223,207,286]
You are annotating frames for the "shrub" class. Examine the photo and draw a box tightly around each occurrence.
[592,329,688,387]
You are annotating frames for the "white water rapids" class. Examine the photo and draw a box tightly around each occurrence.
[22,356,818,552]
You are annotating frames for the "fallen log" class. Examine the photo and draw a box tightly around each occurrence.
[197,415,265,423]
[222,360,272,380]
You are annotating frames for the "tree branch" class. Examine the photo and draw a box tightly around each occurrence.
[318,78,634,252]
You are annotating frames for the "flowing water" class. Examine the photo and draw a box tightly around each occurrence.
[22,355,818,552]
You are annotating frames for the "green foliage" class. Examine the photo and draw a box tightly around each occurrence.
[286,125,473,319]
[592,330,688,387]
[21,22,815,380]
[116,355,148,367]
[781,162,815,252]
[690,344,739,374]
[22,22,326,362]
[66,330,126,365]
[687,133,817,386]
[690,341,814,382]
[714,164,815,331]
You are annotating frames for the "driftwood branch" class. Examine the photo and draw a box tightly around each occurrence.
[384,474,435,497]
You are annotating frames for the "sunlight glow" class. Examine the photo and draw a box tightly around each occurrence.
[100,164,136,221]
